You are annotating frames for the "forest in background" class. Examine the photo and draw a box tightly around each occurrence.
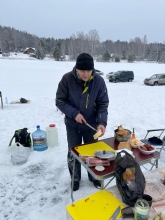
[0,25,165,63]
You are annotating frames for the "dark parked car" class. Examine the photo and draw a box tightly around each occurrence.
[144,74,165,86]
[109,71,134,83]
[95,69,104,75]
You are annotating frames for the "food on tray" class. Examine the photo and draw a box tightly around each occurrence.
[118,125,124,130]
[118,142,132,151]
[140,144,154,151]
[93,129,102,140]
[86,156,110,167]
[80,156,90,163]
[116,125,130,135]
[144,180,165,201]
[117,130,130,135]
[130,139,142,146]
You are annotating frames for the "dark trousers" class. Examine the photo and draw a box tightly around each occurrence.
[66,125,97,182]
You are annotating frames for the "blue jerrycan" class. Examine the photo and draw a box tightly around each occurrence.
[32,125,48,151]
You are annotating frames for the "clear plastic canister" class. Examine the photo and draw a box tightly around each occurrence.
[46,124,58,147]
[134,198,150,220]
[32,125,48,151]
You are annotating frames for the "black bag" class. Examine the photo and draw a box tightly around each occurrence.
[20,97,28,103]
[148,136,163,144]
[9,128,32,147]
[114,150,146,207]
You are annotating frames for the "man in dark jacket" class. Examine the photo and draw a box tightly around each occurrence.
[56,53,109,191]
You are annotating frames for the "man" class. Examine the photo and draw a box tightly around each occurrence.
[56,53,109,191]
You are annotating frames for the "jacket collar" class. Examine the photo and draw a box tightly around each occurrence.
[71,66,96,83]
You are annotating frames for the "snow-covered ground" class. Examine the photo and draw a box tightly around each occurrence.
[0,54,165,220]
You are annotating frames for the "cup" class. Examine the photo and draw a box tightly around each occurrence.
[142,194,152,207]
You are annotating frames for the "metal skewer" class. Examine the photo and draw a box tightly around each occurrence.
[85,122,97,131]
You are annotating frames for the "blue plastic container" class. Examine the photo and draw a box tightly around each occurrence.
[32,125,48,151]
[5,97,8,104]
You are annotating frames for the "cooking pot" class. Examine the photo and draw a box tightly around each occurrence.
[114,128,131,142]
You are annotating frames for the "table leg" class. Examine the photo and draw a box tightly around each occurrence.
[103,176,115,189]
[71,157,76,203]
[155,159,158,168]
[101,180,104,189]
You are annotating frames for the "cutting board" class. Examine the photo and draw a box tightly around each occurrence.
[66,189,125,220]
[75,141,115,156]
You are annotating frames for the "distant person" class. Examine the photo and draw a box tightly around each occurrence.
[56,53,109,191]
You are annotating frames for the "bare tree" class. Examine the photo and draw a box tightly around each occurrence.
[141,35,147,60]
[88,29,100,56]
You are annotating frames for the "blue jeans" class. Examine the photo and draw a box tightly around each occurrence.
[66,125,97,182]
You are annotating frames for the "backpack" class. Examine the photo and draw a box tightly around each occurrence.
[9,128,32,147]
[20,98,28,103]
[114,150,146,207]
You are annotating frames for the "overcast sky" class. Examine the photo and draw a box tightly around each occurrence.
[0,0,164,43]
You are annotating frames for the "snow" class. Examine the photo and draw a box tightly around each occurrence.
[0,54,165,220]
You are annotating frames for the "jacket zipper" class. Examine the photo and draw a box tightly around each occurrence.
[86,94,89,109]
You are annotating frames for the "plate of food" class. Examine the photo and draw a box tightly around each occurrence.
[94,150,115,160]
[139,144,156,155]
[130,139,143,148]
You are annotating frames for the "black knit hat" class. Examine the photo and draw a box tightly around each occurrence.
[76,53,94,70]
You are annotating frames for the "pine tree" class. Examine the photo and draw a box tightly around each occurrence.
[122,48,126,60]
[128,54,135,62]
[53,41,61,61]
[103,50,110,61]
[115,57,120,62]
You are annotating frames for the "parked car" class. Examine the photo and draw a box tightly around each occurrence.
[109,71,134,83]
[144,74,165,86]
[106,72,114,79]
[95,69,104,75]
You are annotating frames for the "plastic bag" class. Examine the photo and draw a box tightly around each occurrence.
[144,178,165,201]
[9,142,31,165]
[114,150,146,207]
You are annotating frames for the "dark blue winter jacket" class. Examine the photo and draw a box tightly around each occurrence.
[56,67,109,131]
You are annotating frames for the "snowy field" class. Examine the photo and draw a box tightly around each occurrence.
[0,54,165,220]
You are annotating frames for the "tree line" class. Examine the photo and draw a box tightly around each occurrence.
[0,25,165,63]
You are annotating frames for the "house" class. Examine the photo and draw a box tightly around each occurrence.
[29,53,36,58]
[2,52,10,57]
[24,47,36,54]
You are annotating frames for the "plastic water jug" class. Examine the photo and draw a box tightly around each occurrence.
[46,124,58,147]
[5,97,8,104]
[32,125,48,151]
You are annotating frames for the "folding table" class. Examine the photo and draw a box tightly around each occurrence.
[71,137,160,202]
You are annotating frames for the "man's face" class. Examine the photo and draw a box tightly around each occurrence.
[76,69,93,82]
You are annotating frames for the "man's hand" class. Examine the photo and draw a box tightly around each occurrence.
[75,113,86,124]
[97,124,106,137]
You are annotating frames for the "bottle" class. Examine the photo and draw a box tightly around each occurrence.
[5,97,8,104]
[32,125,48,151]
[134,198,150,220]
[46,124,58,147]
[132,128,136,139]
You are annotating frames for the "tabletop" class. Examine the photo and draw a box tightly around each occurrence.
[71,137,160,180]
